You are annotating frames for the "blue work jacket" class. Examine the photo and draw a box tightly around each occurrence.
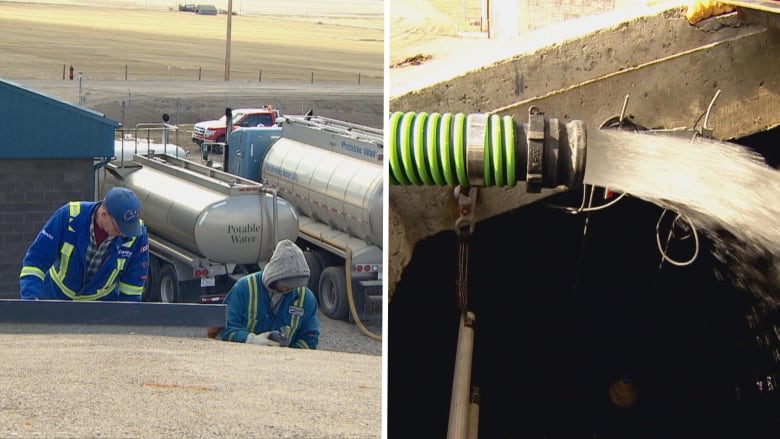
[20,201,149,301]
[217,271,320,349]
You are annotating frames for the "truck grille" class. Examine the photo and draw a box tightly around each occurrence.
[193,126,206,141]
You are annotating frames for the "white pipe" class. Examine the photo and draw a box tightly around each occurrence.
[467,386,480,439]
[448,311,476,439]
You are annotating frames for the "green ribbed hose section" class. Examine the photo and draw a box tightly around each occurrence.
[389,111,517,187]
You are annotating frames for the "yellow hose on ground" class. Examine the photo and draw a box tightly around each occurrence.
[345,246,382,341]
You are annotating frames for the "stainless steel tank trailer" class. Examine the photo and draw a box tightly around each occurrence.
[98,118,299,304]
[222,115,383,334]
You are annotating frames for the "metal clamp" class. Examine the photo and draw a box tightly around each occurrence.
[526,106,544,193]
[466,114,488,187]
[453,185,478,236]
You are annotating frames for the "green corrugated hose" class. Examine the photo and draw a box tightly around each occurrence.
[389,111,517,187]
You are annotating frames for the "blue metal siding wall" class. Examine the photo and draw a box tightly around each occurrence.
[0,78,118,159]
[0,158,95,299]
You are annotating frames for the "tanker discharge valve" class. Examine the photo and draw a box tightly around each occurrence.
[389,106,587,192]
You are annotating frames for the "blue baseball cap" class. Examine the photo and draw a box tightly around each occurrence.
[104,187,142,237]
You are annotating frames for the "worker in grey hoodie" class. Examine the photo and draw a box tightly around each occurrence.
[214,239,320,348]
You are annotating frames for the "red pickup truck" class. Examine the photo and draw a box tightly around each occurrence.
[192,107,280,153]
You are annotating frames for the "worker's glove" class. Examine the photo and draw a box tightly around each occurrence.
[245,332,281,347]
[686,0,736,24]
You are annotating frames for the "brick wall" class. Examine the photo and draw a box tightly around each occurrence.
[519,0,617,33]
[0,159,95,298]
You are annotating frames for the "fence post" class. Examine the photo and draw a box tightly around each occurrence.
[311,72,314,84]
[62,64,65,80]
[125,65,128,81]
[199,67,202,81]
[175,97,182,144]
[358,73,361,85]
[259,70,262,83]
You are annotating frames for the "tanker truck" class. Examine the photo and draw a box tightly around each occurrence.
[96,148,299,304]
[220,115,383,322]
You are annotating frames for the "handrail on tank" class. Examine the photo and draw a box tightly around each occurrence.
[282,114,383,143]
[129,153,262,196]
[115,123,183,167]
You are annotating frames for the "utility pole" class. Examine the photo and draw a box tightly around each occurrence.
[225,0,232,81]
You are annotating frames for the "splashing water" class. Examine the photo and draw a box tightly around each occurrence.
[583,129,780,304]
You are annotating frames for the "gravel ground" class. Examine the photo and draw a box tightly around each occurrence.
[317,310,383,357]
[0,332,382,438]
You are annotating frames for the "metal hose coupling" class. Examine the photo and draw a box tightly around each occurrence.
[389,106,587,193]
[268,325,292,347]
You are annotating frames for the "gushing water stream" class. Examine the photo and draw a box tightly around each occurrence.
[583,129,780,304]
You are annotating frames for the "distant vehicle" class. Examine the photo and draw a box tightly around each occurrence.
[178,3,197,12]
[195,4,218,15]
[113,138,189,164]
[192,107,280,154]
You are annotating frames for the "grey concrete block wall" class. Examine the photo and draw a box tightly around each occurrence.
[0,159,95,298]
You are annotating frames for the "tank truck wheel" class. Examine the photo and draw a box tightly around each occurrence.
[158,264,181,303]
[142,256,161,302]
[318,266,349,321]
[303,251,323,297]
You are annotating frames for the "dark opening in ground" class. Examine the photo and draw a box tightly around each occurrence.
[389,129,780,438]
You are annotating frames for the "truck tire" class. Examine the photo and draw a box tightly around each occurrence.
[303,251,323,297]
[142,256,161,302]
[318,266,349,321]
[158,264,180,303]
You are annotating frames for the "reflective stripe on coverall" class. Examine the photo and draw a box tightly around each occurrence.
[19,201,146,300]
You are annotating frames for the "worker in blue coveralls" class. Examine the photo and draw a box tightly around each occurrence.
[19,187,149,301]
[215,239,320,349]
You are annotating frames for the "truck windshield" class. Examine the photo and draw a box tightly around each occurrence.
[258,114,273,126]
[231,112,247,124]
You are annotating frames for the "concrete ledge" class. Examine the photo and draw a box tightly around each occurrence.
[0,300,226,335]
[0,323,208,337]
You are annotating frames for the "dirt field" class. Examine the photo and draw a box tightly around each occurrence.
[0,2,384,132]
